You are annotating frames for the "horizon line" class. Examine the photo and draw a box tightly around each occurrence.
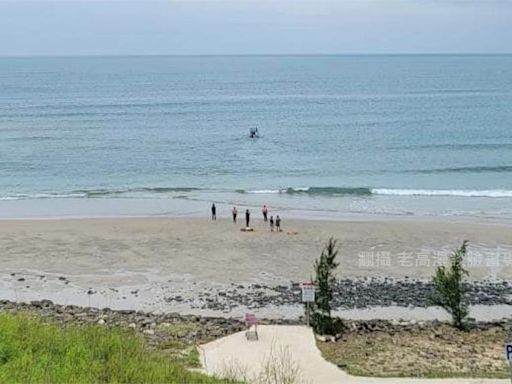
[1,52,512,59]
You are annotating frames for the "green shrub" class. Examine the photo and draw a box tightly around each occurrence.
[431,240,469,330]
[311,238,341,335]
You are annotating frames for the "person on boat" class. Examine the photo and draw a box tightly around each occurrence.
[249,128,259,138]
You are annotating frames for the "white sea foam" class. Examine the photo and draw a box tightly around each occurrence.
[244,189,281,194]
[372,188,512,198]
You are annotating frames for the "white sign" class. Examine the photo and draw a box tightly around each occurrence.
[301,283,315,303]
[506,343,512,361]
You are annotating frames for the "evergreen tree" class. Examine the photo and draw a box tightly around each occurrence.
[431,240,469,330]
[311,238,339,335]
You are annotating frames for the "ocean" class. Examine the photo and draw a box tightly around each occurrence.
[1,55,512,220]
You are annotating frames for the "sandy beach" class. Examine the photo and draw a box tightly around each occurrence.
[1,216,511,320]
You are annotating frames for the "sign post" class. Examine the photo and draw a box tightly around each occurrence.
[506,343,512,383]
[301,282,315,327]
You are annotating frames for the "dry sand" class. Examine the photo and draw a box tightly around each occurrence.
[0,217,511,319]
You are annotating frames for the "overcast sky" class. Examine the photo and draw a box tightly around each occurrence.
[0,0,511,56]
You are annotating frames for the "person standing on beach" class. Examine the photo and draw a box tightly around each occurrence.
[211,203,216,221]
[232,206,238,223]
[276,215,281,231]
[245,209,250,228]
[262,205,268,222]
[269,216,274,232]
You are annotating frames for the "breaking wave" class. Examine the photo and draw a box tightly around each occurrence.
[241,187,512,198]
[240,187,373,196]
[2,186,512,201]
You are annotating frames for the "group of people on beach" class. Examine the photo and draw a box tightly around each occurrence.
[210,203,281,231]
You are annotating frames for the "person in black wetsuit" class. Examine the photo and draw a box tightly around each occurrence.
[211,203,216,220]
[276,215,281,231]
[245,209,250,227]
[269,216,274,232]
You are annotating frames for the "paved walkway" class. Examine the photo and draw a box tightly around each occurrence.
[199,325,508,384]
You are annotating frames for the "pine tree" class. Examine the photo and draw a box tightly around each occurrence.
[311,238,339,335]
[431,240,469,330]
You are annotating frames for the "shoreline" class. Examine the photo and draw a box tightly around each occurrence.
[2,195,512,224]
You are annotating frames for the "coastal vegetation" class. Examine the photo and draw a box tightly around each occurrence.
[0,312,230,383]
[318,319,508,378]
[431,240,470,330]
[311,237,344,336]
[0,297,509,380]
[317,241,509,378]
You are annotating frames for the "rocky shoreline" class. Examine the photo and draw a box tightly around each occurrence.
[165,278,512,312]
[2,298,512,344]
[6,271,512,316]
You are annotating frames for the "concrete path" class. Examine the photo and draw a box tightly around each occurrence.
[199,325,507,384]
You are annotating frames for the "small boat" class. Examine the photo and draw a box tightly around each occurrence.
[249,128,260,138]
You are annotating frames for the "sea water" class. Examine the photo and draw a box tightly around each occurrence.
[1,55,512,219]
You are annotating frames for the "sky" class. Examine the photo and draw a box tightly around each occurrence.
[0,0,511,56]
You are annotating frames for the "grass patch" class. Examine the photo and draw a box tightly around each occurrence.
[153,322,204,368]
[157,340,201,369]
[0,312,231,383]
[184,347,201,368]
[317,323,509,378]
[157,339,188,350]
